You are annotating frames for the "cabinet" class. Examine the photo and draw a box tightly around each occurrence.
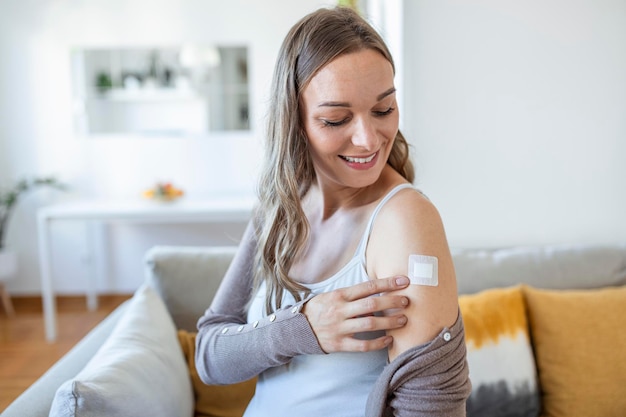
[71,46,249,136]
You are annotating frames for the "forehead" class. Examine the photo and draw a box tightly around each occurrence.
[302,49,394,102]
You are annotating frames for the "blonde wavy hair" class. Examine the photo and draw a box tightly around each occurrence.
[254,7,414,314]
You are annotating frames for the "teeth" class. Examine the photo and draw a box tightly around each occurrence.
[342,154,375,163]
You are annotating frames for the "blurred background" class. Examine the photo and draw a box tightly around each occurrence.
[0,0,624,296]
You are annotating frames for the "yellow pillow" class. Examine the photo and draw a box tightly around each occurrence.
[459,286,540,416]
[522,285,626,417]
[177,330,256,417]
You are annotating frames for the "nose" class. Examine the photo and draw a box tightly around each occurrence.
[351,116,378,150]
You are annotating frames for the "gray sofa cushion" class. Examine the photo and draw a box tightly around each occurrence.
[144,245,238,331]
[453,244,626,294]
[48,285,192,417]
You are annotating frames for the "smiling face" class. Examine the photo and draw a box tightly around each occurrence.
[300,48,399,192]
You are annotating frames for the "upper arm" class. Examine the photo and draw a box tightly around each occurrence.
[366,189,459,361]
[206,219,258,318]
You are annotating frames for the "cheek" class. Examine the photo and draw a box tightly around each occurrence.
[306,127,344,155]
[382,114,400,143]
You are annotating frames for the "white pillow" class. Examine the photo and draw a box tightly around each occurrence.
[49,285,193,417]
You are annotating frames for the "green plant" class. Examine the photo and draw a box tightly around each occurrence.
[337,0,360,11]
[0,177,67,250]
[95,72,113,93]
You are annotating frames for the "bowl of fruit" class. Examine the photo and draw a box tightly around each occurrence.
[142,182,184,203]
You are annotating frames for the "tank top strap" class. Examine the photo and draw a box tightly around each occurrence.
[354,183,415,259]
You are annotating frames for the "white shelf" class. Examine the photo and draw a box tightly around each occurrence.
[91,88,203,102]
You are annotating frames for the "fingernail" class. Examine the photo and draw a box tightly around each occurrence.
[401,297,409,306]
[395,276,409,286]
[398,316,407,325]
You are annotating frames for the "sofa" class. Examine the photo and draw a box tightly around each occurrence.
[3,243,626,417]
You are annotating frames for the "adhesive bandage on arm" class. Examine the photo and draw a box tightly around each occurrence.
[408,254,439,286]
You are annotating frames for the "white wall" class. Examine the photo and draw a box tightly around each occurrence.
[403,0,626,248]
[0,0,335,295]
[2,0,625,295]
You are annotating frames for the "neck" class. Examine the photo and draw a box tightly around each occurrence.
[308,166,400,220]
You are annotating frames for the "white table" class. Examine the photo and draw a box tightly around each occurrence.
[37,198,254,342]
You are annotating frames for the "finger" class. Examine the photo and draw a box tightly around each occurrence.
[340,276,410,302]
[345,293,409,318]
[338,335,395,353]
[343,314,408,335]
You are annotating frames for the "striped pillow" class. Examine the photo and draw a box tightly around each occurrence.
[459,286,540,417]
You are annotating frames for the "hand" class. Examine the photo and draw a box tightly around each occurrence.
[302,276,410,353]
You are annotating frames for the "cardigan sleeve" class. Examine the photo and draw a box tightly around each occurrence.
[366,310,471,417]
[195,220,324,385]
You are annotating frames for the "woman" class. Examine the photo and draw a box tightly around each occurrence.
[196,6,470,416]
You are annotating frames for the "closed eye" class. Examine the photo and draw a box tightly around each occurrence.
[322,118,350,127]
[374,107,396,117]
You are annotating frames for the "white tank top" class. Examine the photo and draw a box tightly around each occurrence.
[244,184,414,417]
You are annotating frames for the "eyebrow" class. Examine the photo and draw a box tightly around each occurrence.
[317,87,396,108]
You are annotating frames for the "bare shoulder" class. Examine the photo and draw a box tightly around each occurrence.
[367,187,448,275]
[367,186,459,360]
